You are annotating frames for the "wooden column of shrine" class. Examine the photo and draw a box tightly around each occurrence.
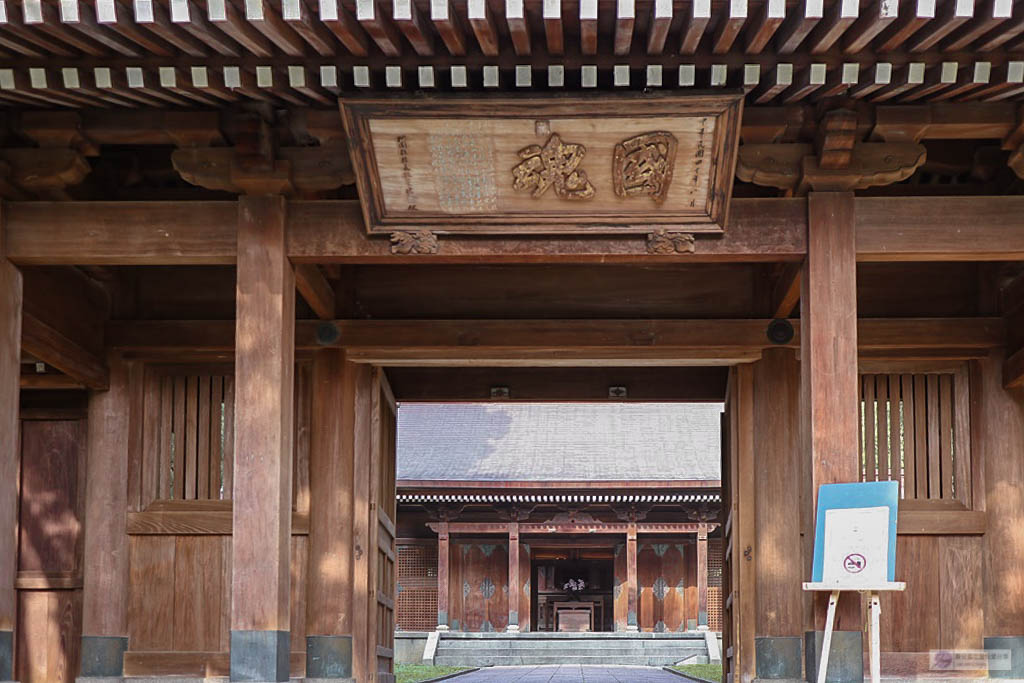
[436,522,450,632]
[801,192,863,682]
[625,524,638,632]
[306,349,355,678]
[230,195,295,682]
[79,356,133,676]
[0,207,19,682]
[507,522,520,633]
[697,523,709,630]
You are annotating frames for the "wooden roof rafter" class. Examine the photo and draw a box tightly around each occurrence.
[0,0,1018,104]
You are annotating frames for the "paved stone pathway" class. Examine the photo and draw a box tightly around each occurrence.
[451,664,685,682]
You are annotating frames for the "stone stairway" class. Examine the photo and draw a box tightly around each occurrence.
[433,631,708,667]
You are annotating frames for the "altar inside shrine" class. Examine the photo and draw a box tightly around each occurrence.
[554,602,599,632]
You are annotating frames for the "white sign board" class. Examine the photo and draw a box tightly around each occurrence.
[821,506,889,588]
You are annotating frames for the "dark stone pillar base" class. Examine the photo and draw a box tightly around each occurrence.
[80,635,127,678]
[985,635,1024,679]
[757,636,803,679]
[230,630,289,682]
[0,629,12,681]
[804,631,862,683]
[306,635,353,679]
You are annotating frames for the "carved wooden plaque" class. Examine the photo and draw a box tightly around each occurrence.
[339,94,743,235]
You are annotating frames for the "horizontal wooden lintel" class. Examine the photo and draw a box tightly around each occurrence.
[428,521,717,535]
[127,503,309,536]
[105,318,1005,366]
[6,196,1024,265]
[896,509,987,535]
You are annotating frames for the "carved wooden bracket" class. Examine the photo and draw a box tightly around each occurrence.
[171,145,354,196]
[611,503,653,523]
[737,141,926,193]
[497,504,537,522]
[1007,144,1024,180]
[0,149,91,200]
[390,230,439,255]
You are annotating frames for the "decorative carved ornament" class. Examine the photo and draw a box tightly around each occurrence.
[647,230,695,254]
[390,230,439,255]
[512,133,595,200]
[542,510,599,525]
[613,131,678,204]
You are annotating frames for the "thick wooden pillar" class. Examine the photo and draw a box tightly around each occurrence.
[626,524,638,631]
[696,524,708,630]
[436,523,450,632]
[801,192,862,682]
[306,349,354,679]
[507,522,520,633]
[0,209,20,682]
[231,195,295,682]
[753,349,804,679]
[80,355,132,677]
[976,353,1024,677]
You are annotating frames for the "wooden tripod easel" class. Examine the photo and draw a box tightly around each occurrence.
[802,582,906,683]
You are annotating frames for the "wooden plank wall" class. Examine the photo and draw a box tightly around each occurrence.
[746,348,1010,672]
[15,417,86,683]
[122,363,312,678]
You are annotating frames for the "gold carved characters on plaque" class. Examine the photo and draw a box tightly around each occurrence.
[613,131,678,204]
[511,133,596,201]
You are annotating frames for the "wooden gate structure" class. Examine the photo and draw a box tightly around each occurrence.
[2,5,1024,683]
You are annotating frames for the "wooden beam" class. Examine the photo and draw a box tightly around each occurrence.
[6,196,1024,266]
[771,262,802,318]
[19,372,85,389]
[305,349,355,666]
[801,192,862,636]
[294,264,336,320]
[103,317,1005,364]
[21,311,108,390]
[429,521,710,534]
[896,509,986,534]
[385,366,728,401]
[230,195,294,679]
[80,355,133,675]
[0,202,19,669]
[854,196,1024,261]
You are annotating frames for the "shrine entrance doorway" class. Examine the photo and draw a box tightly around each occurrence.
[531,546,616,632]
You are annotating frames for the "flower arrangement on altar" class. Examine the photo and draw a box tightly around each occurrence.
[563,578,586,599]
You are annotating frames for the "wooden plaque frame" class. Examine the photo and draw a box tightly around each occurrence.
[339,93,743,236]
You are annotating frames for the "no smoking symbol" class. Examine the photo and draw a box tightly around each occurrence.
[843,553,866,573]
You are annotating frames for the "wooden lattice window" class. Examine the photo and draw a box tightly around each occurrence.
[859,364,970,506]
[144,368,234,502]
[707,538,723,632]
[396,544,438,631]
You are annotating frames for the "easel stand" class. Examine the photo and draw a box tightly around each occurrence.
[802,582,906,683]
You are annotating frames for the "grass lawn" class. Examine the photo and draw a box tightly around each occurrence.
[395,663,473,683]
[671,663,723,682]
